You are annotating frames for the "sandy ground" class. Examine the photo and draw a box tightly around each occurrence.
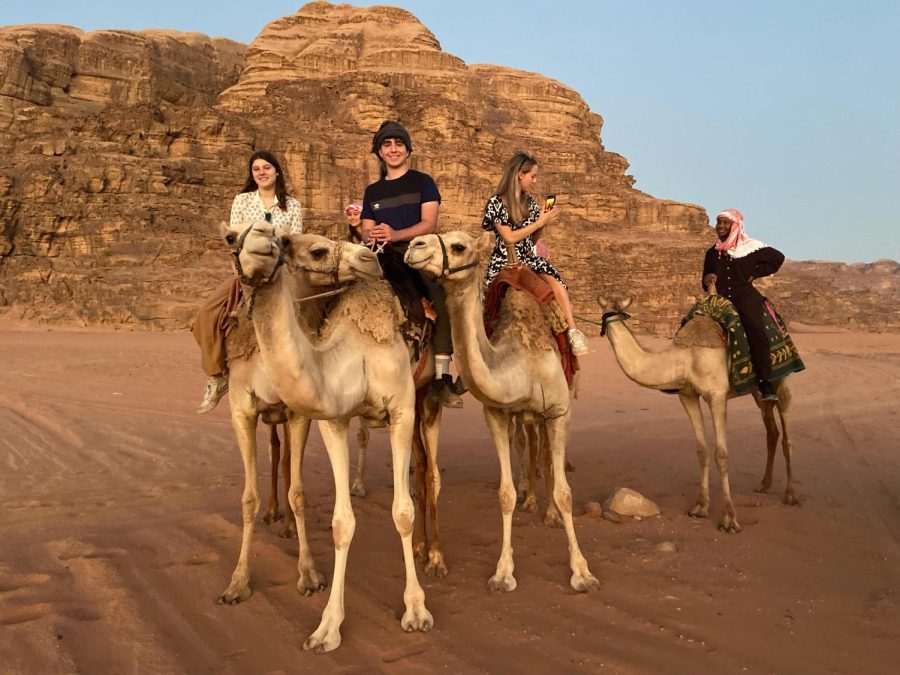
[1,325,898,674]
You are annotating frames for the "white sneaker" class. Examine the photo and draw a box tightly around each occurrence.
[197,375,229,414]
[567,328,589,356]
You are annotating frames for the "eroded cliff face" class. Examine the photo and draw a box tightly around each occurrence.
[0,2,895,333]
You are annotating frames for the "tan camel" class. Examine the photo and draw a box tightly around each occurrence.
[215,244,340,605]
[596,295,798,534]
[229,222,434,652]
[405,231,598,593]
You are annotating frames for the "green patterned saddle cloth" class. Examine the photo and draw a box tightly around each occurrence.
[679,294,805,396]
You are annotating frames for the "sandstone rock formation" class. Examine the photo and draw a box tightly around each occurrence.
[0,2,896,333]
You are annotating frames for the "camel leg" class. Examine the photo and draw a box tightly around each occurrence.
[387,402,433,634]
[755,399,779,494]
[484,407,518,592]
[287,414,325,595]
[678,393,710,519]
[218,412,261,605]
[777,391,800,506]
[522,419,540,514]
[421,392,446,578]
[278,422,297,539]
[303,419,356,653]
[512,415,527,502]
[263,424,281,524]
[541,423,563,527]
[546,412,599,592]
[411,393,429,566]
[350,417,369,497]
[709,395,741,533]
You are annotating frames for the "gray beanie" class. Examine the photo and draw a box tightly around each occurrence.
[372,120,412,155]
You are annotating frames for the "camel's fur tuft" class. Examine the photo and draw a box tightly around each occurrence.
[319,280,404,344]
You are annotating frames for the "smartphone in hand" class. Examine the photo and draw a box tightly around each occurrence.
[544,195,556,210]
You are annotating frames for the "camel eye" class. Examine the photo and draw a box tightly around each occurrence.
[225,233,237,245]
[280,235,292,248]
[451,243,466,253]
[310,248,328,260]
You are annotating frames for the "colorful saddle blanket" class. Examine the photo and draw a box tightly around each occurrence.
[678,294,805,396]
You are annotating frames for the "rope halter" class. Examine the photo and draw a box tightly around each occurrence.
[229,224,287,320]
[599,310,631,337]
[435,234,480,278]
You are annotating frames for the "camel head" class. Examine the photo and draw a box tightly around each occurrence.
[404,231,493,286]
[289,234,383,285]
[596,295,633,336]
[221,220,289,286]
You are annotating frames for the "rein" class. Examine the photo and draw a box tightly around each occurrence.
[436,234,479,277]
[599,311,631,337]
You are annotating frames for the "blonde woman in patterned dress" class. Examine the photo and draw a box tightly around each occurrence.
[481,151,588,356]
[193,151,303,413]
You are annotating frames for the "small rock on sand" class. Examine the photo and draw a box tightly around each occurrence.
[603,487,661,518]
[584,501,603,517]
[656,541,678,553]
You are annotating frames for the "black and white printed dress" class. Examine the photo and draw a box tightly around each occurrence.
[481,194,565,287]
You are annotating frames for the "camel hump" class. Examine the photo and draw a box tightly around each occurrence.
[673,314,726,349]
[492,289,558,351]
[320,280,404,344]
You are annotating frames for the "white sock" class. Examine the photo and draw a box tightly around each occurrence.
[435,354,451,379]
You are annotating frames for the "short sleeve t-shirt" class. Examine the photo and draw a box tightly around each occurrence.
[361,169,441,231]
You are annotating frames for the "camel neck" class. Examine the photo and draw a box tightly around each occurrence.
[605,322,679,389]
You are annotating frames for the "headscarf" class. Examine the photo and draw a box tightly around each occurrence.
[714,208,766,258]
[371,120,412,155]
[344,200,362,216]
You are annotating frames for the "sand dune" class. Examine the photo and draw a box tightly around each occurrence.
[1,327,898,673]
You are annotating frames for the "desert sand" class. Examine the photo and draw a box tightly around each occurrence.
[1,326,898,673]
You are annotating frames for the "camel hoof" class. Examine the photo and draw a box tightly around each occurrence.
[278,524,297,539]
[521,496,539,514]
[303,627,341,654]
[401,604,434,633]
[216,584,251,605]
[754,482,772,494]
[262,510,282,525]
[413,542,428,566]
[350,482,367,498]
[571,571,600,593]
[717,516,742,533]
[424,552,448,579]
[297,569,327,596]
[783,491,801,506]
[688,504,709,519]
[487,574,517,592]
[543,511,564,528]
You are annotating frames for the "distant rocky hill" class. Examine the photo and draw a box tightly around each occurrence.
[0,2,896,334]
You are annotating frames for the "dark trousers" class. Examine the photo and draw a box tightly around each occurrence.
[734,296,772,380]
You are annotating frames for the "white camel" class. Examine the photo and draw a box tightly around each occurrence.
[405,231,598,593]
[230,221,434,652]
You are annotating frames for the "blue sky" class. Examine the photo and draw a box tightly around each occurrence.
[3,1,898,263]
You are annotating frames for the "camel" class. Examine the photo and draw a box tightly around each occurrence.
[596,295,798,534]
[229,221,435,652]
[405,231,598,593]
[216,238,345,605]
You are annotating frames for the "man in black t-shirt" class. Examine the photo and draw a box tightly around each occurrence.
[360,121,463,408]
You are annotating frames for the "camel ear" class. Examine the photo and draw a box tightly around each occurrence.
[477,231,494,256]
[621,297,633,310]
[597,295,608,308]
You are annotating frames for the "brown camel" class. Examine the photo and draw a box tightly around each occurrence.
[405,231,598,593]
[230,222,435,652]
[596,295,798,534]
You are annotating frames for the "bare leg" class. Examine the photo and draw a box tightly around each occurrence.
[350,417,369,497]
[287,414,325,595]
[263,424,281,524]
[541,274,576,330]
[303,419,355,653]
[709,394,740,532]
[218,411,260,604]
[484,407,518,592]
[421,392,446,578]
[678,393,710,518]
[546,412,599,592]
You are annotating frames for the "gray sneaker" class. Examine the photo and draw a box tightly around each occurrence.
[197,375,229,414]
[567,328,589,356]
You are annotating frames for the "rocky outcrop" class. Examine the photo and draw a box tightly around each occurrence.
[0,2,895,333]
